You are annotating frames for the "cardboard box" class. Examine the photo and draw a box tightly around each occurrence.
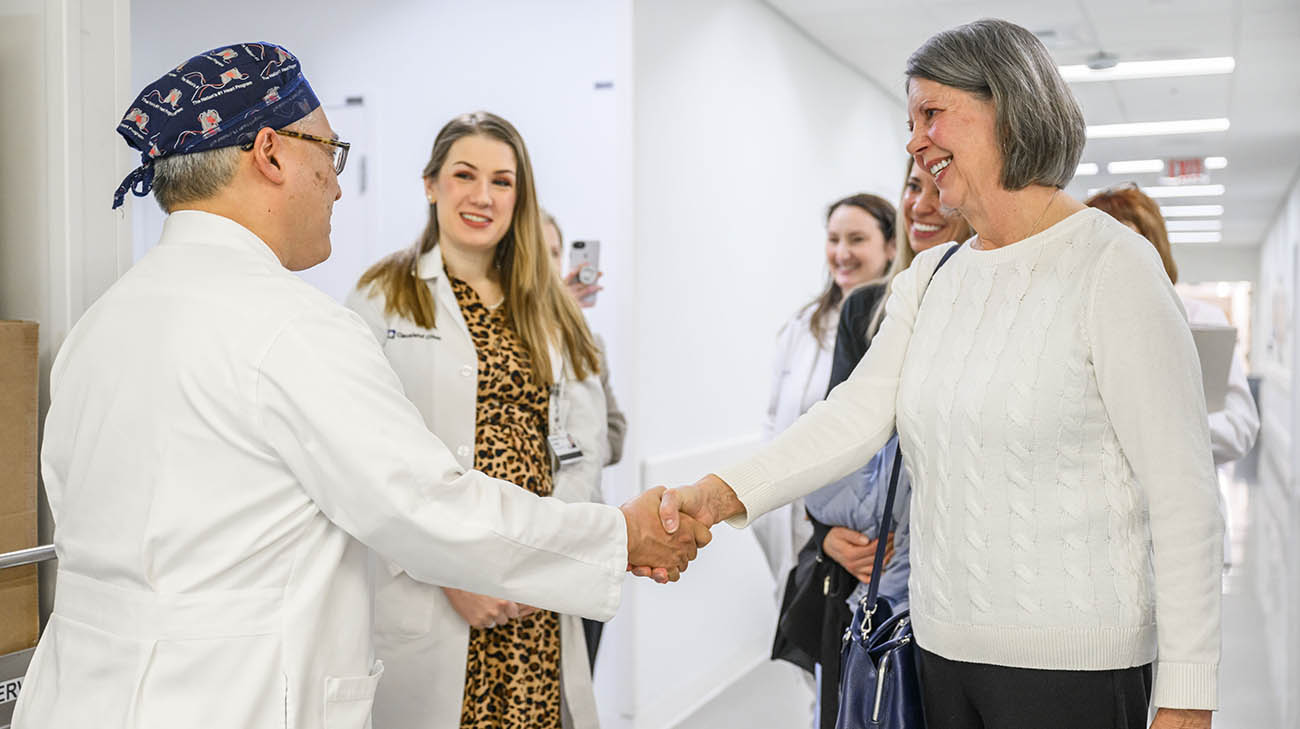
[0,322,38,655]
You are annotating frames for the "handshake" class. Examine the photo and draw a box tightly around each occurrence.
[618,475,746,584]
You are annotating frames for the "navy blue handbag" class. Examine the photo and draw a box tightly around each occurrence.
[834,243,960,729]
[832,441,925,722]
[833,444,923,729]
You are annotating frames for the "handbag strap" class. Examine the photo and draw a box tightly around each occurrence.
[860,242,961,629]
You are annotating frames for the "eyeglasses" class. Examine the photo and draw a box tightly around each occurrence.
[276,129,350,175]
[241,128,351,175]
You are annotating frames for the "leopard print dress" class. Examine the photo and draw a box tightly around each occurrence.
[451,278,563,729]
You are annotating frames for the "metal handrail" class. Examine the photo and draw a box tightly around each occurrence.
[0,545,55,571]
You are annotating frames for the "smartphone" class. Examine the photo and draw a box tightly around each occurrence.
[569,240,601,305]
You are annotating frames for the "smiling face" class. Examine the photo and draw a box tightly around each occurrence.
[825,204,893,292]
[905,77,1002,215]
[426,134,518,254]
[901,159,969,252]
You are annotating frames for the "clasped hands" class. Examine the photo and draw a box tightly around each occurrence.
[621,475,746,583]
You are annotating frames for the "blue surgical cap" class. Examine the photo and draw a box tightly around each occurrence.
[113,42,320,209]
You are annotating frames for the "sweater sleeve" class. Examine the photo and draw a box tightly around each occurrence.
[717,249,943,527]
[1088,234,1223,710]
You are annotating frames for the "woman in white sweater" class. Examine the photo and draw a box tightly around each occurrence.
[651,19,1221,729]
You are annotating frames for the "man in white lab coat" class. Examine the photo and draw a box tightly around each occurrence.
[14,43,706,729]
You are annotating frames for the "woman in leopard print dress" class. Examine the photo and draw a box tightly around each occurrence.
[346,112,609,729]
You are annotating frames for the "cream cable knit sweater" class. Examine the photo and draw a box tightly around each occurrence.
[718,209,1222,710]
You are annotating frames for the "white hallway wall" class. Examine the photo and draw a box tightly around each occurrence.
[1251,174,1300,729]
[628,1,907,726]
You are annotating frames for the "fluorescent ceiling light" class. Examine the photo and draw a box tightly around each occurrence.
[1143,184,1225,198]
[1165,219,1222,232]
[1161,205,1224,217]
[1060,56,1235,83]
[1107,159,1164,175]
[1170,232,1222,244]
[1076,163,1099,176]
[1205,156,1228,169]
[1086,118,1230,139]
[1089,184,1226,198]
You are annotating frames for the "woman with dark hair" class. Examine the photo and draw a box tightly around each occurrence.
[661,19,1221,729]
[752,193,896,592]
[346,112,608,729]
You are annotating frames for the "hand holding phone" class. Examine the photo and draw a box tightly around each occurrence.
[568,240,602,307]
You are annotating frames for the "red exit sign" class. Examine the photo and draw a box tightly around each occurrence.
[1166,158,1206,179]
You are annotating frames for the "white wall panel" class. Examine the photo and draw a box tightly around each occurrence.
[1251,173,1299,728]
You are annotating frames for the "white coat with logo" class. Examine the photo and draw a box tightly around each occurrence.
[345,246,608,729]
[13,212,627,729]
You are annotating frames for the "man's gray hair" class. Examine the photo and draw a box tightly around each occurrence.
[151,146,241,213]
[906,18,1085,190]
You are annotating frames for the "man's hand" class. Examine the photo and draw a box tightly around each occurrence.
[443,587,537,630]
[564,268,603,309]
[824,527,894,583]
[1150,708,1211,729]
[621,486,713,583]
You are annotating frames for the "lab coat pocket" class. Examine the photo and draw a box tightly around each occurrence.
[374,572,438,638]
[322,659,384,729]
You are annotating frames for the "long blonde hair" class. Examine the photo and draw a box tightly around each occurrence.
[356,112,599,384]
[866,158,973,339]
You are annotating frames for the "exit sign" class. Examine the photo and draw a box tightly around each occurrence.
[1166,158,1207,181]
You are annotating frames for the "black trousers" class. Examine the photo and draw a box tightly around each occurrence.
[917,648,1152,729]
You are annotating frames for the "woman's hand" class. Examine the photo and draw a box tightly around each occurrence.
[1150,708,1211,729]
[442,587,534,629]
[564,268,603,308]
[823,527,895,583]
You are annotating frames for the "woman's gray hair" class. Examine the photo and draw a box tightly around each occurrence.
[151,145,241,213]
[906,18,1085,190]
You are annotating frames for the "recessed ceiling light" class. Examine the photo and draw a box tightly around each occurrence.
[1143,184,1225,198]
[1161,205,1224,217]
[1165,219,1223,232]
[1089,184,1225,198]
[1076,163,1099,176]
[1205,156,1228,170]
[1087,118,1230,139]
[1059,56,1235,83]
[1169,232,1222,244]
[1107,159,1165,175]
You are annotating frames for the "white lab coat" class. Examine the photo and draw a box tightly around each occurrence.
[1182,297,1259,464]
[344,247,607,729]
[750,304,836,587]
[15,211,627,729]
